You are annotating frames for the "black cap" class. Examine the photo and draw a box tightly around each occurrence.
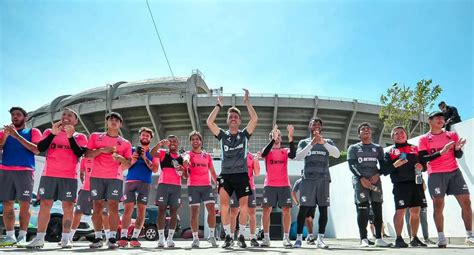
[428,111,444,119]
[106,112,123,122]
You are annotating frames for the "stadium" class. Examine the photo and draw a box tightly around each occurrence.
[26,70,426,152]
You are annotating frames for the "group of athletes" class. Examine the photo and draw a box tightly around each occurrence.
[0,89,472,250]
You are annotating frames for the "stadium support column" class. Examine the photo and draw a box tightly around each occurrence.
[76,104,91,135]
[377,123,385,145]
[273,94,278,126]
[344,100,358,149]
[146,94,161,143]
[313,96,319,118]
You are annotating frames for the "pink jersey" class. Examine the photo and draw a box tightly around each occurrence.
[187,151,214,186]
[157,149,183,186]
[42,129,87,179]
[418,131,459,174]
[247,152,256,190]
[80,157,93,191]
[0,128,42,171]
[263,148,290,187]
[87,132,132,179]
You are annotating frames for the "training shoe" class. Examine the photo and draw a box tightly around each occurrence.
[89,238,104,248]
[283,237,292,248]
[15,235,28,248]
[157,238,165,248]
[208,236,218,248]
[360,238,370,248]
[60,238,73,248]
[0,236,17,247]
[465,236,474,246]
[316,234,329,249]
[437,237,448,248]
[293,239,302,248]
[250,238,259,247]
[129,238,141,248]
[410,236,427,247]
[117,237,128,248]
[107,238,118,249]
[375,238,393,247]
[191,239,200,248]
[222,235,234,248]
[368,239,375,245]
[26,238,44,249]
[394,237,408,248]
[237,235,247,248]
[166,238,175,248]
[260,238,271,247]
[424,238,436,245]
[306,236,316,245]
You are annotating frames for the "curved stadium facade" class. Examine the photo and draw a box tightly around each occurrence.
[26,70,425,153]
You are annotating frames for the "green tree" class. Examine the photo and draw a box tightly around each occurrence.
[379,79,442,138]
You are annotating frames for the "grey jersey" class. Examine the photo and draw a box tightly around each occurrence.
[216,128,251,175]
[297,138,336,180]
[347,142,384,178]
[292,178,302,192]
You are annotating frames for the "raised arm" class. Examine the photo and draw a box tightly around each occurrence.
[206,96,223,137]
[243,89,258,134]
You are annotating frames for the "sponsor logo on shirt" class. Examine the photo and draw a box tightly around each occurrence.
[223,143,244,152]
[269,159,286,164]
[308,151,327,156]
[358,157,378,163]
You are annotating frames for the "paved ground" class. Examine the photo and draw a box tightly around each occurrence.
[0,238,473,254]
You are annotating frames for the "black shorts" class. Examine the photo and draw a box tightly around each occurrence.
[38,176,78,202]
[218,173,252,200]
[393,182,427,209]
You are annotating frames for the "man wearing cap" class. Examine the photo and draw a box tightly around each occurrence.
[438,101,461,131]
[26,108,88,249]
[86,112,132,249]
[418,111,472,247]
[0,107,41,247]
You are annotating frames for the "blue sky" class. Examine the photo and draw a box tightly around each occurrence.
[1,0,472,126]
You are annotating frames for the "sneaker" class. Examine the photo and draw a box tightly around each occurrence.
[107,238,118,249]
[465,236,474,246]
[306,236,316,245]
[293,239,302,248]
[375,238,393,247]
[191,239,200,248]
[89,238,104,248]
[410,236,427,247]
[157,238,165,248]
[117,237,128,248]
[424,238,436,245]
[26,238,44,249]
[60,238,73,248]
[360,238,370,248]
[260,238,271,247]
[222,235,234,249]
[368,239,375,245]
[208,236,218,248]
[166,238,175,248]
[130,238,141,248]
[15,235,28,248]
[394,237,408,248]
[283,238,292,248]
[316,234,329,249]
[437,237,447,248]
[237,234,247,248]
[250,238,259,247]
[0,236,17,247]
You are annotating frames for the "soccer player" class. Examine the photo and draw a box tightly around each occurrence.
[86,112,132,249]
[418,112,472,247]
[206,89,258,248]
[0,107,41,247]
[294,117,340,248]
[347,122,391,247]
[184,131,219,248]
[260,125,296,248]
[117,127,159,248]
[291,173,316,245]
